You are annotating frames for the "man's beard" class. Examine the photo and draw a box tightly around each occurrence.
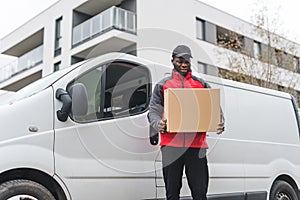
[174,67,190,77]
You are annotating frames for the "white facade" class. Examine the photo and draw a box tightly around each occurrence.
[1,0,300,94]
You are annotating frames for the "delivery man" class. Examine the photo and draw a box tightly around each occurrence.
[148,45,225,200]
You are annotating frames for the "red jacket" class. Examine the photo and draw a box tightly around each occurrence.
[148,69,210,148]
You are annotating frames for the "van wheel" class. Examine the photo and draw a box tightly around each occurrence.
[270,180,298,200]
[0,179,55,200]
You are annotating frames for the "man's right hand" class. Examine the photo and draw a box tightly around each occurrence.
[158,119,167,133]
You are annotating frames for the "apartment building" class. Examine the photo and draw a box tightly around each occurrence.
[0,0,300,103]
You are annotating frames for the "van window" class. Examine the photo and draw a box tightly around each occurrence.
[67,61,151,123]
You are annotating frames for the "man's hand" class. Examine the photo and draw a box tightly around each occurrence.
[158,119,167,133]
[217,121,225,135]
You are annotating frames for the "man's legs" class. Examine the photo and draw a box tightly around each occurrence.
[161,146,186,200]
[185,148,209,200]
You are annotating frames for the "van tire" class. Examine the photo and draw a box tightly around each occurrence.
[270,180,298,200]
[0,179,56,200]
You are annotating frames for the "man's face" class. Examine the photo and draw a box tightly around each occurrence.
[172,57,191,75]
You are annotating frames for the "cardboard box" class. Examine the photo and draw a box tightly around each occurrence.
[164,88,220,132]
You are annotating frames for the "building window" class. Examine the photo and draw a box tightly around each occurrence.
[277,85,285,92]
[217,26,244,51]
[196,18,205,40]
[54,61,61,72]
[275,49,283,67]
[54,17,63,57]
[253,41,262,59]
[197,62,207,74]
[197,62,219,76]
[293,56,300,73]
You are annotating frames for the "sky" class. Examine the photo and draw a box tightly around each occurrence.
[0,0,300,67]
[0,0,59,66]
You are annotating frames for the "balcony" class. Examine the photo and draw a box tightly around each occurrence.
[0,45,43,83]
[72,6,136,47]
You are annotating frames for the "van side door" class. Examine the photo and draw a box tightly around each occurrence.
[53,59,159,199]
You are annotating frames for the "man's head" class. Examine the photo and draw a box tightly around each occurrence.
[171,45,192,76]
[172,45,193,60]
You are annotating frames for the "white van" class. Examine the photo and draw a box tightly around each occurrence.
[0,90,14,103]
[0,53,299,200]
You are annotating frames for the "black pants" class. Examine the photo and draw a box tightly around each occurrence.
[161,146,209,200]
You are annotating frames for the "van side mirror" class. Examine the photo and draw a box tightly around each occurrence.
[56,88,72,122]
[68,83,88,117]
[56,83,88,122]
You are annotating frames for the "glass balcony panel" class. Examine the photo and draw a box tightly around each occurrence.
[18,55,27,71]
[18,46,43,70]
[0,45,43,83]
[116,9,125,30]
[126,12,134,32]
[37,45,43,60]
[0,61,17,83]
[82,20,91,40]
[72,6,136,46]
[101,9,112,31]
[73,26,81,45]
[92,15,100,35]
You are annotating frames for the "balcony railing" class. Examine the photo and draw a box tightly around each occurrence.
[72,6,136,46]
[0,45,43,83]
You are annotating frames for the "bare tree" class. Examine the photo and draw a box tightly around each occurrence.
[217,0,300,104]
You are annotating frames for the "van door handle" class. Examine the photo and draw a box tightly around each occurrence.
[29,126,38,133]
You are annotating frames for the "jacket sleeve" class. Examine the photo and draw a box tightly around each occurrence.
[147,83,164,132]
[202,79,211,88]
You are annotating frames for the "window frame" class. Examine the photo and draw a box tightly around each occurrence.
[54,61,61,72]
[196,18,205,40]
[66,61,152,123]
[253,41,262,59]
[54,17,63,57]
